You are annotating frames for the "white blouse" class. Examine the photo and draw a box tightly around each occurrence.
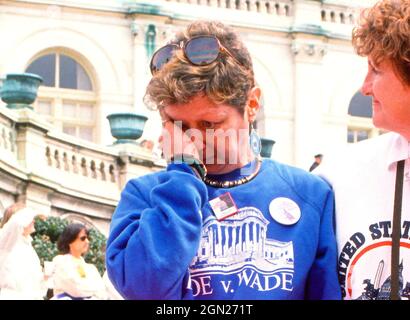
[51,254,107,299]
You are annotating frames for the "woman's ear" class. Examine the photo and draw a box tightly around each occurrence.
[246,86,261,122]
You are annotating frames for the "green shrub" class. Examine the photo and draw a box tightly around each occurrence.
[32,216,107,275]
[84,228,107,275]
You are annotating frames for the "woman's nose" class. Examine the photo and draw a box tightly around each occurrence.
[360,73,372,96]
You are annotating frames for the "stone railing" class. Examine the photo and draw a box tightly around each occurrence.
[320,4,360,25]
[0,106,162,217]
[43,139,120,191]
[163,0,293,15]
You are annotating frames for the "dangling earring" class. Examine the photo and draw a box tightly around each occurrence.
[249,122,261,156]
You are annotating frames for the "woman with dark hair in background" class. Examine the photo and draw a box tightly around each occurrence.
[51,223,106,300]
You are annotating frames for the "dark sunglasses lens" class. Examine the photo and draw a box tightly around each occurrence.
[151,45,176,74]
[185,37,219,66]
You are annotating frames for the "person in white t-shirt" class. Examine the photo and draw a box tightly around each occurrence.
[316,0,410,300]
[50,223,106,300]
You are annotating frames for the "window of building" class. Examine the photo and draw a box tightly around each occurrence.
[347,91,382,143]
[26,52,97,143]
[347,128,370,143]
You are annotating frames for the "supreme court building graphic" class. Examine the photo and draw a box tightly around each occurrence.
[191,207,294,273]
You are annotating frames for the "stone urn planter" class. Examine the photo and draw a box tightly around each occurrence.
[260,137,275,158]
[0,73,43,109]
[107,112,148,144]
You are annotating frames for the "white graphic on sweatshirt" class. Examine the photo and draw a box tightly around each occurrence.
[189,207,294,297]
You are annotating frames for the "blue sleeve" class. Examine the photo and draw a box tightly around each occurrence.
[106,163,208,300]
[305,188,342,300]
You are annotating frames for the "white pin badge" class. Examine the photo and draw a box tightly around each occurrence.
[269,197,301,225]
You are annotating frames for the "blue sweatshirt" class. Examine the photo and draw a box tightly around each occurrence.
[106,159,341,300]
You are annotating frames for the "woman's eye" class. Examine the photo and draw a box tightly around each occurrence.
[201,121,216,129]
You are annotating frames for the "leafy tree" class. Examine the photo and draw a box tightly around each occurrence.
[84,228,107,275]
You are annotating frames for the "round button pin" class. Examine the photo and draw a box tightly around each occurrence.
[269,197,301,225]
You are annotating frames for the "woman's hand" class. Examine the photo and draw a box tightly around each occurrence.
[159,113,201,162]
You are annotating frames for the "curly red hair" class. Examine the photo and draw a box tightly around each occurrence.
[352,0,410,85]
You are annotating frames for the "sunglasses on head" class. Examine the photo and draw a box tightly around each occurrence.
[150,35,243,75]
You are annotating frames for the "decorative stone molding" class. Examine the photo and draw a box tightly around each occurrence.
[130,21,146,44]
[127,0,294,16]
[157,25,177,43]
[0,123,17,154]
[131,21,166,46]
[130,21,140,36]
[291,40,327,63]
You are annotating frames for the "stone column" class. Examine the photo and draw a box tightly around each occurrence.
[290,0,327,168]
[291,38,327,168]
[20,182,52,215]
[130,21,152,112]
[293,0,322,26]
